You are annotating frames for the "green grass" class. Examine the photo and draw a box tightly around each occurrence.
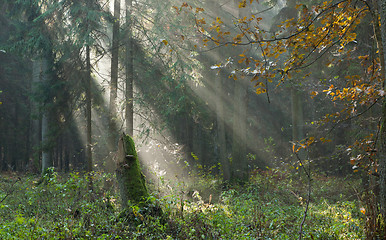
[0,168,369,239]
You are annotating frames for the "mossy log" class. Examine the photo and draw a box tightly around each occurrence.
[116,133,148,208]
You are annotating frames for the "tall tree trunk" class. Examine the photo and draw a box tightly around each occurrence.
[86,45,92,174]
[40,58,52,174]
[376,0,386,222]
[291,88,305,142]
[286,0,305,153]
[12,102,18,170]
[216,72,229,181]
[64,128,70,173]
[125,0,134,136]
[208,0,229,181]
[109,0,121,150]
[25,72,32,171]
[232,77,248,181]
[58,135,63,172]
[231,0,249,181]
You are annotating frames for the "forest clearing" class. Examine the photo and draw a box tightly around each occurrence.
[0,0,385,239]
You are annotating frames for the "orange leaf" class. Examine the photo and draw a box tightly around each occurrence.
[360,207,366,215]
[195,7,204,13]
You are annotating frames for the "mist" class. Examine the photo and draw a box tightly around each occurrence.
[0,0,383,239]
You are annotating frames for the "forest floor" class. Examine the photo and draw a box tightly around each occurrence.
[0,167,376,239]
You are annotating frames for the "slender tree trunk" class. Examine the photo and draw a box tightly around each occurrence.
[216,72,229,181]
[64,130,70,173]
[86,45,93,174]
[12,102,18,170]
[286,0,305,152]
[40,58,52,174]
[232,77,248,181]
[376,0,386,222]
[193,122,203,164]
[125,0,134,136]
[58,134,63,172]
[25,73,32,171]
[204,0,230,180]
[291,88,305,142]
[231,0,249,181]
[41,105,50,172]
[109,0,121,151]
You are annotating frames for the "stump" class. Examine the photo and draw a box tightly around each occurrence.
[116,133,148,208]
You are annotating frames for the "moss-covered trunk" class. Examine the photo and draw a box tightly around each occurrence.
[116,133,148,208]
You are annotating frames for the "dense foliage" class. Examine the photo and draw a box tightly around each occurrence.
[0,169,367,239]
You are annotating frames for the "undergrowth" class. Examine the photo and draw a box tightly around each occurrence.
[0,168,372,239]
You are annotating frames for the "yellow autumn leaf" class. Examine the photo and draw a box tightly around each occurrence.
[239,0,246,8]
[256,88,265,94]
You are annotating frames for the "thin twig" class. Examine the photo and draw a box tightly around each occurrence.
[294,152,312,240]
[299,176,311,240]
[0,177,21,203]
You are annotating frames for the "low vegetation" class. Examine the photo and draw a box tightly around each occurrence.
[0,167,372,239]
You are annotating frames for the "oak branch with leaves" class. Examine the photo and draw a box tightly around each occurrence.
[176,0,386,220]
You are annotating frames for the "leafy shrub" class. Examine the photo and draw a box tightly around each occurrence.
[0,167,366,239]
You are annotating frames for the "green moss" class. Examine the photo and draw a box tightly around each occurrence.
[117,134,148,207]
[123,134,137,160]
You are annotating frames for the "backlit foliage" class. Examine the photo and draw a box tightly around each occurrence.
[176,0,383,174]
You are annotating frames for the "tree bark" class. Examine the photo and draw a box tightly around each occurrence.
[116,133,148,208]
[231,0,249,181]
[125,0,134,136]
[86,44,92,174]
[40,58,52,174]
[109,0,121,153]
[376,0,386,222]
[232,77,248,181]
[208,0,230,181]
[31,60,41,170]
[286,0,305,155]
[291,88,305,143]
[216,72,229,181]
